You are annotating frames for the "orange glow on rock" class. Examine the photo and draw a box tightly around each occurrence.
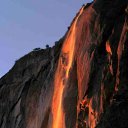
[106,41,112,55]
[88,98,98,128]
[52,7,84,128]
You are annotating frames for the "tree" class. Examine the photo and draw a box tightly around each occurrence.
[33,48,41,51]
[46,44,50,49]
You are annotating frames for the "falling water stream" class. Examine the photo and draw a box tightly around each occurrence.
[51,7,84,128]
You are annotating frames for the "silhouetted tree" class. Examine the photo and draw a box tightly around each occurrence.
[46,44,50,49]
[33,48,41,51]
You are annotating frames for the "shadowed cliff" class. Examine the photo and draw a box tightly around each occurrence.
[0,0,128,128]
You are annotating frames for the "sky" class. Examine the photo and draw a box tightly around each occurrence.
[0,0,92,78]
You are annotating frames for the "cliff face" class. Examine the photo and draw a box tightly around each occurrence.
[0,0,128,128]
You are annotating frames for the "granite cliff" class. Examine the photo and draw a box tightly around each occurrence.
[0,0,128,128]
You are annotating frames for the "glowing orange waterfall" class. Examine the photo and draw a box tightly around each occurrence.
[51,7,84,128]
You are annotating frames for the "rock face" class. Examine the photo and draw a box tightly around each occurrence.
[0,0,128,128]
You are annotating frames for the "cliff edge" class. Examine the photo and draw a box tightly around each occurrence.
[0,0,128,128]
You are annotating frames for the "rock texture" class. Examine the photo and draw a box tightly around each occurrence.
[0,0,128,128]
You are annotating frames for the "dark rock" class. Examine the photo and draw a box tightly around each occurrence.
[0,0,128,128]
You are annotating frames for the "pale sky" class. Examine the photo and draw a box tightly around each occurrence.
[0,0,92,78]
